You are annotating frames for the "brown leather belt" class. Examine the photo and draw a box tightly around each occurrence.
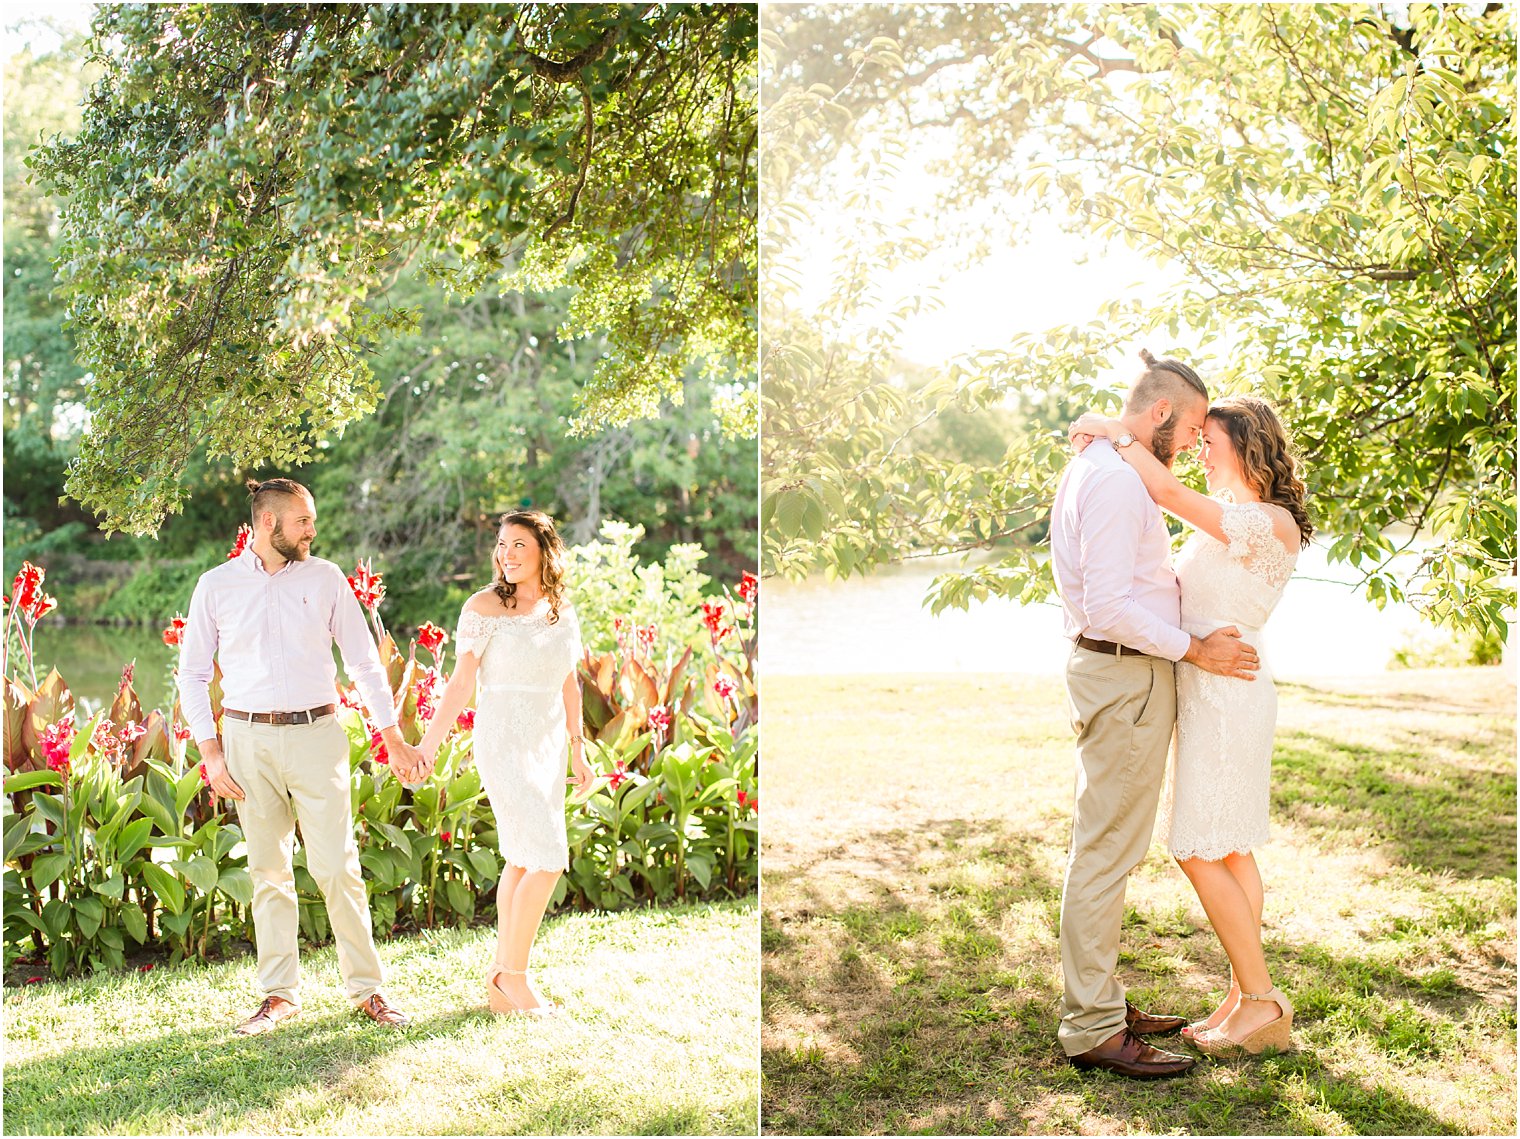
[1075,636,1156,659]
[224,705,335,726]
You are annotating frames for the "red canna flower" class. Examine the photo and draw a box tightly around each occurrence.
[415,666,442,722]
[737,788,749,809]
[636,623,657,655]
[138,963,154,973]
[648,705,672,736]
[90,718,123,763]
[347,559,386,612]
[119,661,135,689]
[738,571,759,606]
[607,759,631,792]
[25,976,43,984]
[173,725,192,743]
[227,524,253,560]
[162,615,187,646]
[11,562,43,614]
[456,707,476,731]
[440,831,452,845]
[118,720,147,745]
[198,762,210,785]
[369,728,390,765]
[416,621,448,656]
[701,600,731,645]
[25,592,57,623]
[40,715,75,775]
[713,674,738,702]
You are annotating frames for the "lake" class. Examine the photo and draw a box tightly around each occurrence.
[765,542,1460,680]
[18,624,181,715]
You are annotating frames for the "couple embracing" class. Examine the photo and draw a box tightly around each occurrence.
[179,478,595,1035]
[1051,351,1313,1078]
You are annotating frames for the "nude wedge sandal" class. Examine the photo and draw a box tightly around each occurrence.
[1193,986,1294,1056]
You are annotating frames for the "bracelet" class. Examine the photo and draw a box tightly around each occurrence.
[569,734,584,745]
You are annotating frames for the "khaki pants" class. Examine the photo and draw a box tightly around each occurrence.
[223,716,383,1006]
[1057,647,1176,1055]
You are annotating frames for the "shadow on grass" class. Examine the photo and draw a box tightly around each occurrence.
[449,1094,761,1137]
[1273,727,1516,880]
[762,811,1503,1136]
[1,1005,486,1135]
[1274,679,1511,717]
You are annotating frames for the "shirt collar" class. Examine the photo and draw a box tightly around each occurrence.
[240,546,301,577]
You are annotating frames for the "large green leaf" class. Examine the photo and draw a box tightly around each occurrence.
[114,816,155,863]
[466,847,499,884]
[74,895,105,937]
[139,861,186,915]
[90,874,125,901]
[217,866,253,906]
[171,855,219,895]
[3,770,62,795]
[443,877,474,921]
[121,903,148,944]
[30,851,70,893]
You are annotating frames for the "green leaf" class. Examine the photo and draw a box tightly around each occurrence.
[30,851,70,893]
[91,875,126,900]
[140,861,186,915]
[3,770,63,794]
[217,866,254,906]
[121,903,148,944]
[74,895,105,937]
[466,847,499,883]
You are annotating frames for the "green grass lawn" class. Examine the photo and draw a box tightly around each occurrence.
[761,670,1516,1136]
[5,898,758,1135]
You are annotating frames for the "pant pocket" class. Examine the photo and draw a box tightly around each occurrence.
[1129,664,1159,727]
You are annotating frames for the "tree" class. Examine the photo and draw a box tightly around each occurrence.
[30,2,757,534]
[3,19,100,538]
[762,3,1515,635]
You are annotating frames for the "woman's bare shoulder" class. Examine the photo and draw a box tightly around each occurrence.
[463,588,511,617]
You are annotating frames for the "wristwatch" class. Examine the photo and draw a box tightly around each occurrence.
[1114,431,1137,449]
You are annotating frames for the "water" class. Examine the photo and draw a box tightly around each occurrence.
[766,542,1445,679]
[23,625,360,718]
[15,624,180,715]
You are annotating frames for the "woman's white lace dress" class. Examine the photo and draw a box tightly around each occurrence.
[1161,500,1298,861]
[455,598,581,873]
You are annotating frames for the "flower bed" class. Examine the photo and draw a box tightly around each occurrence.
[2,531,758,977]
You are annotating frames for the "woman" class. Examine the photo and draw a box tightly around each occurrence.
[419,510,596,1016]
[1070,394,1312,1056]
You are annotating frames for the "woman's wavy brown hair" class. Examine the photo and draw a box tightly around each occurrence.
[1207,395,1314,549]
[492,510,568,624]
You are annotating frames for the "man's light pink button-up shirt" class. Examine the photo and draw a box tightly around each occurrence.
[1049,438,1191,661]
[178,548,398,743]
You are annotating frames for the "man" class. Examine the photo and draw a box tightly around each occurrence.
[180,478,424,1035]
[1048,353,1259,1079]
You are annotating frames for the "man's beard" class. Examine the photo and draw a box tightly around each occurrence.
[271,520,309,561]
[1150,415,1179,467]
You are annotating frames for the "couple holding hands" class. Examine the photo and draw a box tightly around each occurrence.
[181,478,592,1034]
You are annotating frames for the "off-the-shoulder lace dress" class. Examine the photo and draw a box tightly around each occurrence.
[455,598,582,873]
[1161,499,1299,861]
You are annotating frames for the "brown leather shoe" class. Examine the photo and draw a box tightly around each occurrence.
[357,992,409,1027]
[1069,1027,1197,1079]
[1126,1001,1188,1036]
[234,995,299,1036]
